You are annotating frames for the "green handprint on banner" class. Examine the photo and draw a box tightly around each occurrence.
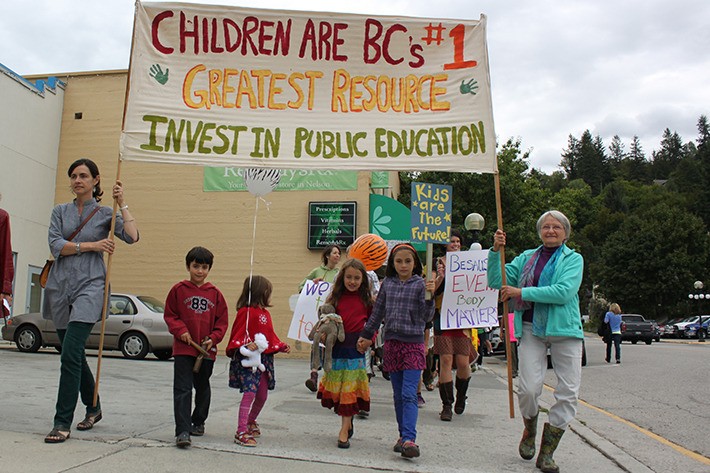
[460,78,479,96]
[149,64,169,85]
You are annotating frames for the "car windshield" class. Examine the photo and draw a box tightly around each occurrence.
[137,296,165,313]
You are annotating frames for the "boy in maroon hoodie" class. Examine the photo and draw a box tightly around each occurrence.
[164,246,229,448]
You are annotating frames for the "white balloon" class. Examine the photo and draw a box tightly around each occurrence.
[244,168,281,196]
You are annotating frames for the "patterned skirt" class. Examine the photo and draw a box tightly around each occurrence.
[229,353,276,393]
[383,339,426,372]
[317,334,370,416]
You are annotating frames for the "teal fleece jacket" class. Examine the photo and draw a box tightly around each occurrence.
[487,244,584,340]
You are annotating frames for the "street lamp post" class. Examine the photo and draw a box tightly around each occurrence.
[687,281,710,341]
[464,212,485,250]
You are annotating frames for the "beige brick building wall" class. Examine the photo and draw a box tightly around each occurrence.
[45,70,397,357]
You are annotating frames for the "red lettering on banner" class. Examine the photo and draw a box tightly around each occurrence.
[298,20,349,61]
[151,10,291,56]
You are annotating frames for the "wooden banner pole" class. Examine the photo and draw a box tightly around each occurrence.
[494,171,515,419]
[93,3,138,407]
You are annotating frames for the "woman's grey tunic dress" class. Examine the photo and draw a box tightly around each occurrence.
[42,199,136,329]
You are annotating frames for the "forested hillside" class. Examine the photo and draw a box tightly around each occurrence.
[398,115,710,321]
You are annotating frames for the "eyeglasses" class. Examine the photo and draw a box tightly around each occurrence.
[541,225,564,232]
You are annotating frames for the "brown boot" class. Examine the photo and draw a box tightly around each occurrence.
[439,381,454,421]
[536,422,565,473]
[454,376,470,414]
[518,415,538,460]
[305,371,318,392]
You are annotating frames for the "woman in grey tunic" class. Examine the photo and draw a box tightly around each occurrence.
[43,158,139,443]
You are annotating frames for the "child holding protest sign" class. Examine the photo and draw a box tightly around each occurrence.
[226,275,290,447]
[357,244,435,459]
[317,259,373,448]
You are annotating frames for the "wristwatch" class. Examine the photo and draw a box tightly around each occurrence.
[76,242,81,255]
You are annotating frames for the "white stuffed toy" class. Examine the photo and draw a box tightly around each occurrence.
[240,333,268,372]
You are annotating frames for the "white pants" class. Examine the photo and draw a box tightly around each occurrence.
[517,323,582,429]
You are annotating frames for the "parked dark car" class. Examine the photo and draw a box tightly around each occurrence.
[1,293,172,360]
[620,314,654,345]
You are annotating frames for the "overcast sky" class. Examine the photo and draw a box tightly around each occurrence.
[2,0,708,173]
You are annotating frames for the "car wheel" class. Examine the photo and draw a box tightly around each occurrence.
[698,329,706,341]
[120,332,150,360]
[15,325,42,352]
[631,340,638,344]
[153,349,173,361]
[645,338,652,345]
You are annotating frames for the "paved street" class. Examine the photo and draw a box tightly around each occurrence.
[0,337,707,473]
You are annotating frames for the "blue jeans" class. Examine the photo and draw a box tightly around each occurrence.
[389,369,421,442]
[606,334,621,361]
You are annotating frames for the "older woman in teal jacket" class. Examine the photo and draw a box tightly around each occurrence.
[488,210,583,473]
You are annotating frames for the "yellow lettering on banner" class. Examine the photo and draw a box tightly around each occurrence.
[331,69,449,113]
[183,65,324,110]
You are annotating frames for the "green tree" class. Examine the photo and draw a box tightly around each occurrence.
[651,128,685,180]
[592,202,709,320]
[398,138,548,258]
[560,130,611,195]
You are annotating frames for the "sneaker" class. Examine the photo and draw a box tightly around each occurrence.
[190,424,205,436]
[417,393,425,408]
[305,372,318,392]
[401,440,420,458]
[357,410,369,419]
[175,431,191,448]
[616,360,621,364]
[393,438,403,453]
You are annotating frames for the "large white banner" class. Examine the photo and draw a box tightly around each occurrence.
[120,2,496,172]
[439,249,499,329]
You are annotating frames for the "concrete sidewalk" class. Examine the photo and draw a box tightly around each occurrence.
[0,345,649,473]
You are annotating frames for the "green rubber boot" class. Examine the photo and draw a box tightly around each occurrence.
[518,415,538,460]
[536,422,565,473]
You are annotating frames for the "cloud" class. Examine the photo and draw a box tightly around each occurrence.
[1,0,707,173]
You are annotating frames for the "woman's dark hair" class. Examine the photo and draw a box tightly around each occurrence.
[327,259,372,308]
[185,246,214,269]
[68,158,103,202]
[237,275,273,309]
[385,243,423,278]
[450,229,463,243]
[321,244,341,266]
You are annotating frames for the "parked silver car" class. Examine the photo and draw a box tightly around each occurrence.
[1,293,172,360]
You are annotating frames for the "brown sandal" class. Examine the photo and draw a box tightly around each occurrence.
[234,431,257,447]
[45,428,70,443]
[247,421,261,438]
[77,411,102,431]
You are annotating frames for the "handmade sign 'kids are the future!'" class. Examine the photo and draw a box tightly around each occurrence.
[120,2,496,172]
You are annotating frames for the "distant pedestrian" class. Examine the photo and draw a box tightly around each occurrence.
[357,243,435,459]
[227,275,290,447]
[604,303,623,364]
[316,259,373,448]
[488,210,584,473]
[164,246,229,448]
